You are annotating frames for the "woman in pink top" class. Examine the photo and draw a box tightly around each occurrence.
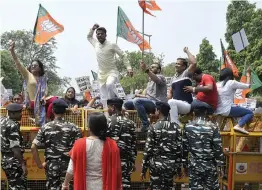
[10,41,48,127]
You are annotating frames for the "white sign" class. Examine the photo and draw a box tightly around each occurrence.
[236,163,247,174]
[232,28,249,53]
[91,81,100,98]
[75,76,91,92]
[115,82,126,98]
[165,77,172,88]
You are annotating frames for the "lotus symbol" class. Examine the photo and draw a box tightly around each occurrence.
[41,20,59,32]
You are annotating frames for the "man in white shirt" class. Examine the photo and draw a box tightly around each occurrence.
[87,24,132,109]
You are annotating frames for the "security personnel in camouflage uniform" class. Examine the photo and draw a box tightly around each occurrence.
[0,103,27,190]
[182,108,224,190]
[31,98,82,190]
[141,101,182,190]
[106,98,137,189]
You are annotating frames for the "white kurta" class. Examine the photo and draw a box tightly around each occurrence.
[87,29,131,85]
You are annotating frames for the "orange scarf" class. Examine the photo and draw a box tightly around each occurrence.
[69,137,122,190]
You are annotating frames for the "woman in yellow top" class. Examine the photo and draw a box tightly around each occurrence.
[9,41,48,127]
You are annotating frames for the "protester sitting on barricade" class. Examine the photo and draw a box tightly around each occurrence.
[168,47,197,125]
[12,93,24,105]
[141,101,182,190]
[31,98,82,190]
[62,87,80,113]
[10,41,48,127]
[215,68,253,134]
[182,108,224,190]
[124,60,167,132]
[184,67,218,114]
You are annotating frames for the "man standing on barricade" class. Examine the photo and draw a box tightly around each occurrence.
[87,24,132,111]
[141,102,182,190]
[31,98,82,190]
[106,98,137,189]
[182,108,224,190]
[1,103,27,190]
[124,61,167,132]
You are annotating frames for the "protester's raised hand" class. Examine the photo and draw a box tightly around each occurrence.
[140,61,147,72]
[183,47,189,53]
[92,24,100,30]
[9,41,15,52]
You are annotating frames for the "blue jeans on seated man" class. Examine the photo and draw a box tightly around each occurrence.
[229,106,253,127]
[191,99,214,114]
[124,98,156,131]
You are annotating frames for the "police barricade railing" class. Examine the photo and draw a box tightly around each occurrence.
[0,108,85,132]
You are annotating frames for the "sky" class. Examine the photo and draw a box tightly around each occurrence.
[1,0,262,93]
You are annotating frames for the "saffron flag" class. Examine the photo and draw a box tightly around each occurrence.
[91,70,98,81]
[33,4,64,44]
[138,0,161,17]
[117,6,151,50]
[234,68,250,104]
[220,39,239,78]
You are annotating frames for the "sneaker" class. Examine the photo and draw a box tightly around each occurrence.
[233,126,249,134]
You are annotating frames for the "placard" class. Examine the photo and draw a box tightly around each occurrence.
[115,82,126,98]
[75,76,91,92]
[165,77,172,88]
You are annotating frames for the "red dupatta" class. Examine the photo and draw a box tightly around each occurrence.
[69,137,122,190]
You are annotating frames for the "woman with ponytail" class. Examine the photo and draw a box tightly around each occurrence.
[62,112,122,190]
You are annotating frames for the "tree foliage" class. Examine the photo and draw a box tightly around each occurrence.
[225,1,262,95]
[0,50,22,94]
[196,38,220,80]
[0,30,71,95]
[116,51,174,93]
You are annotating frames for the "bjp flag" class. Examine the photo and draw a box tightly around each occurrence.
[138,0,161,17]
[117,6,151,50]
[220,39,239,78]
[33,4,64,44]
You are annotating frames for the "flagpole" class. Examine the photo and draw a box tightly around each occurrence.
[142,9,145,61]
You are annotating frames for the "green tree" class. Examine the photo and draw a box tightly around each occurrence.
[116,51,165,93]
[225,1,262,95]
[196,38,220,80]
[162,63,177,77]
[0,50,22,94]
[1,30,71,95]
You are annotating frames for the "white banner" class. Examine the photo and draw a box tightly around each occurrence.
[115,82,126,98]
[75,76,91,92]
[165,77,172,88]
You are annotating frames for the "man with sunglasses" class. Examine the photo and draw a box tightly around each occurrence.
[124,60,167,132]
[168,47,197,125]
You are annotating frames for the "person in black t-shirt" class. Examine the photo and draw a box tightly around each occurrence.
[168,47,197,126]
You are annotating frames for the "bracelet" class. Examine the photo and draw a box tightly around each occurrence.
[62,183,69,188]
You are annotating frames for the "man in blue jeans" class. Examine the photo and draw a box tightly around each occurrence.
[124,61,167,132]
